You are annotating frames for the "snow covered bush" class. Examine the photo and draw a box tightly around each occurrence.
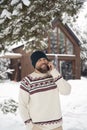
[0,99,18,114]
[0,58,11,80]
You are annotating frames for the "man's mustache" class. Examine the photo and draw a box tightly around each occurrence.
[41,63,48,66]
[40,63,50,70]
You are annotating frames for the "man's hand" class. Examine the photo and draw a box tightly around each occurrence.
[47,62,55,70]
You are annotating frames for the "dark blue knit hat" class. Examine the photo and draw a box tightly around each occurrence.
[30,51,49,68]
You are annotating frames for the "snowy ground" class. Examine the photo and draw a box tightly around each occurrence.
[0,77,87,130]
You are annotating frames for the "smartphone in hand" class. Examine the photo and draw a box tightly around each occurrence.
[47,65,50,71]
[47,61,54,71]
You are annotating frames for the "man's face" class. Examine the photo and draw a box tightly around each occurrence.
[35,58,49,73]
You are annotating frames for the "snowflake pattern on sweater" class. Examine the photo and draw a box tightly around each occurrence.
[20,74,62,95]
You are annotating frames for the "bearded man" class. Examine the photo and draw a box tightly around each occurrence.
[18,50,71,130]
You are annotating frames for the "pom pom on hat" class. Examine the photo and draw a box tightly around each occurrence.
[30,51,49,68]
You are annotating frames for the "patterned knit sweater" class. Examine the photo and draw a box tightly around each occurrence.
[18,69,71,130]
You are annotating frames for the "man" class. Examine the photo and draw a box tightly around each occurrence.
[18,50,71,130]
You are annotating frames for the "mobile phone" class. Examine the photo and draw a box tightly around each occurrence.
[47,65,50,71]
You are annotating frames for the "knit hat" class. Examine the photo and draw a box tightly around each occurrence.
[30,51,49,68]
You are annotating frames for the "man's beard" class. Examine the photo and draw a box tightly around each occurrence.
[36,63,50,73]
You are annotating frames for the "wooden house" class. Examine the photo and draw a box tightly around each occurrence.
[9,18,81,81]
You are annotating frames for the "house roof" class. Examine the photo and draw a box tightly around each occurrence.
[65,24,81,46]
[10,42,24,50]
[0,52,22,59]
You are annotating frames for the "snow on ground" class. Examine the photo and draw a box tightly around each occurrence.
[0,77,87,130]
[61,77,87,130]
[0,80,25,130]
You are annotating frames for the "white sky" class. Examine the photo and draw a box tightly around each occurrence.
[75,1,87,32]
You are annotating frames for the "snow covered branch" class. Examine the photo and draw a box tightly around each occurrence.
[0,0,83,51]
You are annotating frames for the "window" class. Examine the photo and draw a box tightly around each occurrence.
[48,27,74,54]
[67,39,74,54]
[59,30,65,54]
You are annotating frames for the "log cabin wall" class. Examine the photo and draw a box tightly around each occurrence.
[10,46,34,81]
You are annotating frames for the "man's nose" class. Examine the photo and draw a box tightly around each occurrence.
[41,61,45,64]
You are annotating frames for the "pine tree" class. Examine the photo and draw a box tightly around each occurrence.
[0,0,83,51]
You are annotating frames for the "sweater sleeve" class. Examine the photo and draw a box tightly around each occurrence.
[18,78,33,129]
[50,68,71,95]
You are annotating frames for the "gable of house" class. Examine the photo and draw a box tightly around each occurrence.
[46,18,81,79]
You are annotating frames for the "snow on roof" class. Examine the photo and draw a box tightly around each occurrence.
[0,52,22,59]
[46,53,76,57]
[9,42,24,50]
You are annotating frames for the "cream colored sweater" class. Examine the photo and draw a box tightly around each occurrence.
[18,69,71,130]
